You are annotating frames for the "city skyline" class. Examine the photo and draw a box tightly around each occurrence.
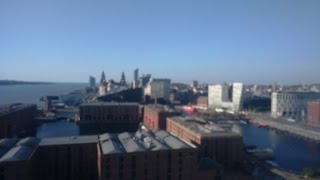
[1,0,320,84]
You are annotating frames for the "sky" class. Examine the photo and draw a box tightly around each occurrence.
[0,0,320,84]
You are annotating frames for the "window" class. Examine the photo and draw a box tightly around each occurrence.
[167,175,171,180]
[106,173,110,179]
[118,173,123,179]
[132,171,136,177]
[106,158,110,163]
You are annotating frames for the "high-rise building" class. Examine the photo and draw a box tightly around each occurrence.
[140,74,152,87]
[0,104,37,139]
[89,76,96,88]
[190,80,198,88]
[144,79,171,102]
[167,116,243,168]
[133,68,140,89]
[208,83,244,112]
[271,92,320,121]
[307,101,320,127]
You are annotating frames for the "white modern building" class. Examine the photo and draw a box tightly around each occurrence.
[271,92,320,121]
[208,83,245,112]
[144,78,171,102]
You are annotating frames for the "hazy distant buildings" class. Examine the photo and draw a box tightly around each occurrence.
[190,80,198,88]
[144,79,171,102]
[99,71,108,96]
[0,104,37,139]
[133,68,140,89]
[271,92,320,121]
[119,72,127,87]
[307,101,320,127]
[97,88,143,103]
[140,74,152,87]
[99,71,129,96]
[208,83,245,112]
[195,96,208,109]
[89,76,96,88]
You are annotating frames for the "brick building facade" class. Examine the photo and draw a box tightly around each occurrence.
[0,104,37,139]
[307,101,320,127]
[167,116,243,168]
[143,105,180,131]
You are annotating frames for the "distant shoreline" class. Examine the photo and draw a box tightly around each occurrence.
[0,80,54,86]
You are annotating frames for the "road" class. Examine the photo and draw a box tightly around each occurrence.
[247,112,320,141]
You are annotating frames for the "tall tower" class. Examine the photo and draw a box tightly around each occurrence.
[120,72,127,86]
[99,71,107,96]
[89,76,96,88]
[133,68,140,88]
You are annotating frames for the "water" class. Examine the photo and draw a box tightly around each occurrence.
[36,120,79,138]
[0,83,87,106]
[235,124,320,172]
[2,84,320,172]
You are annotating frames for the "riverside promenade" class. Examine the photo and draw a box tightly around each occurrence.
[247,113,320,142]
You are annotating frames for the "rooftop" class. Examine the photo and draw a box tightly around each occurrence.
[0,137,40,162]
[81,102,139,107]
[40,136,99,146]
[0,138,19,158]
[145,104,178,113]
[0,103,36,116]
[274,91,320,95]
[99,127,192,155]
[169,116,242,138]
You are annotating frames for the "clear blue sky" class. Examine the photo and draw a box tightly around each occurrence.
[1,0,319,84]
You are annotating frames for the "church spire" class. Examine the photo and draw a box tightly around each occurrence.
[120,72,126,86]
[100,71,107,85]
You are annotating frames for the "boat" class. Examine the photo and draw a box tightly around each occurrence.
[266,160,279,167]
[247,148,275,160]
[183,106,196,113]
[240,120,248,125]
